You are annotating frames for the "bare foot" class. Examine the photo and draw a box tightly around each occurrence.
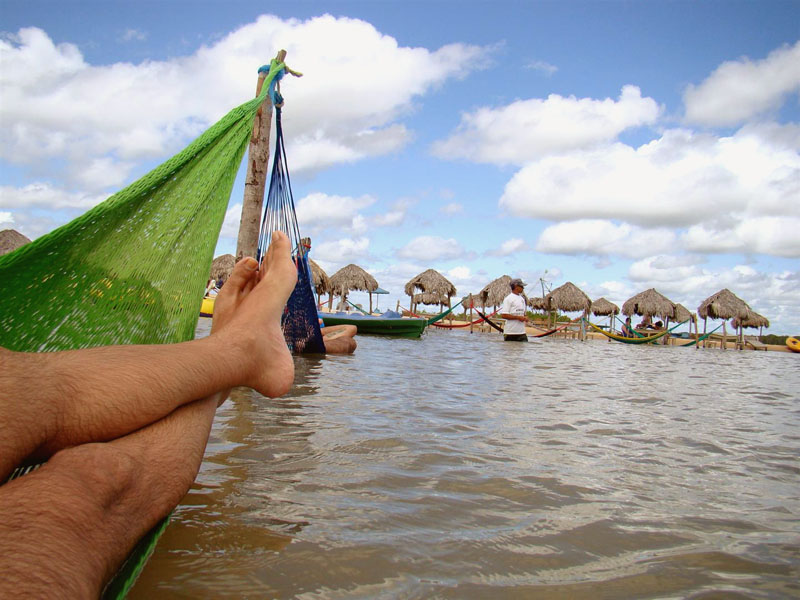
[212,232,297,398]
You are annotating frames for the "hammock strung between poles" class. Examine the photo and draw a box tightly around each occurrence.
[585,319,688,344]
[680,323,723,347]
[0,59,291,598]
[256,106,325,354]
[398,299,465,326]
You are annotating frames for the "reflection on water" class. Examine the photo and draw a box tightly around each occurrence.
[131,325,800,598]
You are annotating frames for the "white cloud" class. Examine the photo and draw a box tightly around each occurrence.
[219,202,242,239]
[500,124,800,238]
[0,19,487,191]
[684,41,800,127]
[432,85,661,165]
[0,211,13,225]
[0,182,107,210]
[315,236,370,264]
[535,220,677,258]
[440,202,463,215]
[396,235,464,260]
[525,60,558,76]
[488,237,529,256]
[296,192,375,231]
[683,216,800,258]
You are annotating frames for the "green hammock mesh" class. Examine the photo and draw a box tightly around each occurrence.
[0,60,286,598]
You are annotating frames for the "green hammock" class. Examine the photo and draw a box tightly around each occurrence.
[585,319,688,344]
[0,60,287,598]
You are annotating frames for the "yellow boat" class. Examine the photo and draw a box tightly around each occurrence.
[787,337,800,353]
[200,296,215,317]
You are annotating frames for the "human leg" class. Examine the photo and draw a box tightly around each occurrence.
[0,231,296,480]
[0,392,219,599]
[321,324,357,354]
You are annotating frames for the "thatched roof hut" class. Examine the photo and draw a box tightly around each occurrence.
[0,229,31,256]
[545,281,591,313]
[478,275,512,308]
[329,263,379,312]
[622,288,676,320]
[210,254,235,282]
[674,303,693,323]
[697,289,750,321]
[309,258,330,296]
[591,297,619,317]
[405,268,456,311]
[528,296,547,311]
[732,311,769,330]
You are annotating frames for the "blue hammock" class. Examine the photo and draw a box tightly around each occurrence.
[257,108,326,354]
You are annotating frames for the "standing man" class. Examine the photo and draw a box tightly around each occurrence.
[501,278,528,342]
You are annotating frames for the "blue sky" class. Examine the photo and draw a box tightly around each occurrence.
[2,1,799,333]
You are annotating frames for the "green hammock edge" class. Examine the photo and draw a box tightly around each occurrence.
[585,319,688,344]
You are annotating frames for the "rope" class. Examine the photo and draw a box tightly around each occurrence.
[344,298,371,315]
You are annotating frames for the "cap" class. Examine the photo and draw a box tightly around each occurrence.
[510,278,526,288]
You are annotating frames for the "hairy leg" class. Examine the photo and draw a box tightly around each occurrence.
[0,231,296,479]
[0,393,218,599]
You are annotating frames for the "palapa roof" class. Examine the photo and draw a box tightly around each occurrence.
[622,288,676,320]
[732,310,769,329]
[674,303,693,323]
[308,258,330,295]
[697,288,751,320]
[591,297,619,317]
[404,268,457,299]
[0,229,31,256]
[528,296,547,310]
[478,275,512,307]
[545,281,592,313]
[413,291,451,306]
[329,263,378,296]
[210,254,235,281]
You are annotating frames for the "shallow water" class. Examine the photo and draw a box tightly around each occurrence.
[131,324,800,599]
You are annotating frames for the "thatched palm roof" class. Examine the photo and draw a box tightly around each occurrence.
[413,291,449,306]
[528,296,547,310]
[591,297,619,317]
[697,288,751,320]
[478,275,512,307]
[622,288,676,320]
[674,303,693,323]
[545,281,592,313]
[404,268,457,299]
[732,310,769,329]
[210,254,235,282]
[0,229,31,256]
[329,264,378,296]
[309,258,330,295]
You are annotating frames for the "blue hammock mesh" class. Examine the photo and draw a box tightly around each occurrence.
[257,108,326,354]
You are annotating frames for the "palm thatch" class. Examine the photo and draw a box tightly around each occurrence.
[732,311,769,329]
[622,288,676,320]
[697,288,751,320]
[329,263,379,311]
[0,229,31,256]
[210,254,235,282]
[309,258,330,295]
[590,297,619,317]
[478,275,512,308]
[528,296,547,311]
[404,269,457,298]
[674,303,693,323]
[545,281,592,313]
[413,291,448,306]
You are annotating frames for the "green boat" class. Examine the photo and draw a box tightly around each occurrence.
[320,311,427,338]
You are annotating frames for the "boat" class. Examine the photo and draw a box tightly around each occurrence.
[320,311,427,338]
[200,296,215,317]
[787,337,800,353]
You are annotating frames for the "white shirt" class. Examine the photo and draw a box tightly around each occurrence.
[501,292,527,335]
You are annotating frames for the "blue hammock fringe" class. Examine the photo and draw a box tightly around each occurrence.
[257,107,325,354]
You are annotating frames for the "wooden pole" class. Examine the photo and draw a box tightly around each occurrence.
[235,66,274,262]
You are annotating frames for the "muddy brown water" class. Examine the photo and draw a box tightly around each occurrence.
[130,323,800,599]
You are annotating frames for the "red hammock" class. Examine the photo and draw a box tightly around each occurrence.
[400,306,500,328]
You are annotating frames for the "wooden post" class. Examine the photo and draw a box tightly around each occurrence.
[236,66,274,262]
